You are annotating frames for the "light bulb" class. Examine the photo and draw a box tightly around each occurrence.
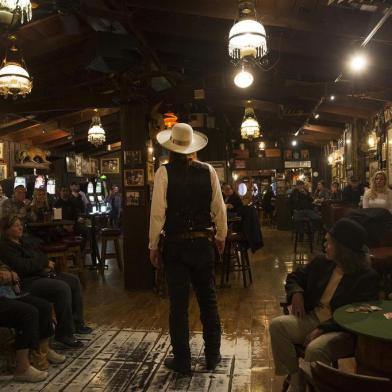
[314,113,320,119]
[328,155,333,164]
[349,53,368,73]
[330,95,335,101]
[292,140,297,146]
[259,141,265,150]
[234,69,254,88]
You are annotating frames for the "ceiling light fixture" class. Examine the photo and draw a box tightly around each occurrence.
[234,67,254,88]
[0,0,32,28]
[292,140,297,147]
[0,35,32,99]
[88,109,106,147]
[314,113,320,119]
[349,53,368,73]
[163,112,178,129]
[241,103,260,140]
[259,141,265,150]
[330,95,335,101]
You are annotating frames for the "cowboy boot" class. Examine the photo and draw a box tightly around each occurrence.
[40,339,66,364]
[29,348,49,371]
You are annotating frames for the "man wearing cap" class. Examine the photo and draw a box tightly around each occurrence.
[149,123,227,374]
[342,176,364,205]
[269,218,379,392]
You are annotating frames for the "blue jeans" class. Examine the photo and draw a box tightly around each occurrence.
[163,238,221,362]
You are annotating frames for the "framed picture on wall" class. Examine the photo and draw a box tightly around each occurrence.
[101,158,120,174]
[0,163,7,180]
[125,189,145,207]
[300,149,309,160]
[284,149,292,160]
[124,169,144,187]
[387,127,392,186]
[124,150,141,166]
[66,156,76,173]
[0,142,4,160]
[82,158,89,175]
[75,154,83,177]
[89,158,98,175]
[147,163,155,183]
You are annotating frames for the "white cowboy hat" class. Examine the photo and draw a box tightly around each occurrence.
[156,123,208,154]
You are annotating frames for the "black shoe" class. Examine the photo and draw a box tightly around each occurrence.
[75,324,93,334]
[164,358,191,375]
[206,354,221,371]
[55,336,84,348]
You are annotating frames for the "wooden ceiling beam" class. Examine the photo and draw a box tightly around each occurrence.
[318,103,375,119]
[302,124,343,136]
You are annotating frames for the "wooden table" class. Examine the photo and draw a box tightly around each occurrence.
[334,300,392,377]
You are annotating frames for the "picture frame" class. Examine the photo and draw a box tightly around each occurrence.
[124,169,144,187]
[284,149,292,160]
[125,189,145,207]
[0,163,7,180]
[66,156,76,173]
[101,158,120,174]
[75,154,83,177]
[89,158,98,175]
[0,142,4,160]
[124,150,141,166]
[387,127,392,186]
[147,163,155,183]
[300,149,309,160]
[82,157,89,175]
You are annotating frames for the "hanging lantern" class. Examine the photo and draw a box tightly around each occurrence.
[240,105,261,140]
[163,112,178,129]
[0,0,32,28]
[88,109,106,147]
[228,1,267,62]
[0,35,32,99]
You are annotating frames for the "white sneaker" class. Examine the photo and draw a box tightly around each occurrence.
[47,348,66,364]
[14,366,48,382]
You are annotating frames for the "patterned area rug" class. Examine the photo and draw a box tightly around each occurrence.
[0,329,253,391]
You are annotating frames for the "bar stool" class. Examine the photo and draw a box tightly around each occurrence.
[63,236,84,283]
[100,228,123,273]
[40,243,68,272]
[222,232,252,288]
[293,218,313,253]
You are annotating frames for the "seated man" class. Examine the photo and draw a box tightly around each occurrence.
[288,180,320,234]
[222,183,243,217]
[54,186,89,249]
[0,215,92,348]
[269,218,379,392]
[2,185,31,222]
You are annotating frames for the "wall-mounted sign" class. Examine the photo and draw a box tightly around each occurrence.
[284,161,311,168]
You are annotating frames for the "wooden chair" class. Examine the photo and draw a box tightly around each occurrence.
[293,217,313,253]
[40,243,68,272]
[311,361,392,392]
[63,236,85,283]
[100,228,123,274]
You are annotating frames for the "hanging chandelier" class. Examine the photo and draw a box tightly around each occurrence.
[241,105,261,140]
[88,109,106,147]
[229,1,267,63]
[0,0,32,27]
[0,35,32,99]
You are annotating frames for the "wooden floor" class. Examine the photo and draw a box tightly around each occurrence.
[0,227,317,391]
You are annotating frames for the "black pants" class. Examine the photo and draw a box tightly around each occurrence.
[0,295,53,349]
[22,272,84,339]
[163,238,221,363]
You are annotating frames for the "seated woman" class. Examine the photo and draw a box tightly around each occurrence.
[363,170,392,212]
[0,215,92,348]
[269,218,379,392]
[0,261,65,382]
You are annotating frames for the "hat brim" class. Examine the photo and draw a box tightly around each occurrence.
[156,129,208,154]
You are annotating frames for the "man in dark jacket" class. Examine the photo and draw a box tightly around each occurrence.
[222,183,243,216]
[342,176,364,205]
[269,218,379,392]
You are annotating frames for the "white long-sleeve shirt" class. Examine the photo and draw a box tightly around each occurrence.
[149,162,227,249]
[363,188,392,212]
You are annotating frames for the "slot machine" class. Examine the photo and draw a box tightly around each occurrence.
[87,180,97,212]
[34,175,46,190]
[95,179,106,212]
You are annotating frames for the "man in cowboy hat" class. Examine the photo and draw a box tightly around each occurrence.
[149,123,227,374]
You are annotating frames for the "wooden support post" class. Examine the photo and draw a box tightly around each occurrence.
[120,104,154,290]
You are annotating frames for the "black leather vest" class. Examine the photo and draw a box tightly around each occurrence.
[164,160,212,235]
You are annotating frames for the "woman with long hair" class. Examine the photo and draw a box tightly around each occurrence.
[363,171,392,212]
[28,188,51,222]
